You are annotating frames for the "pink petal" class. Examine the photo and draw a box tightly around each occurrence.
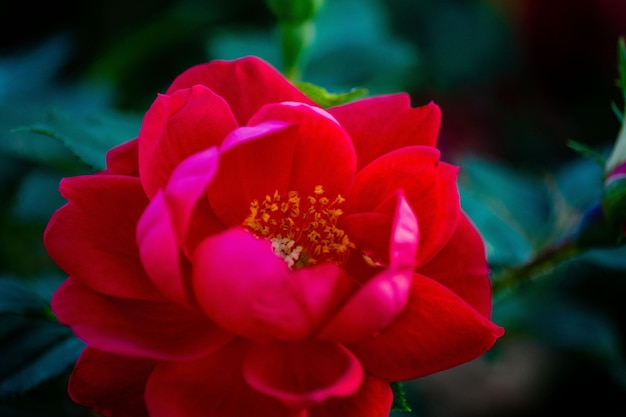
[316,269,412,343]
[309,375,392,417]
[208,103,356,227]
[317,193,417,343]
[52,277,233,360]
[348,146,460,267]
[103,138,139,176]
[44,175,163,301]
[138,85,237,198]
[193,227,349,340]
[389,191,419,270]
[418,212,493,318]
[68,347,157,417]
[329,95,441,171]
[136,190,191,306]
[243,341,363,408]
[163,146,223,255]
[348,274,504,382]
[146,339,295,417]
[166,56,316,125]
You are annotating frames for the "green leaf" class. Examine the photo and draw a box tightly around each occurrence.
[296,82,368,108]
[617,37,626,105]
[458,155,554,264]
[567,139,606,167]
[11,170,67,222]
[493,294,626,389]
[390,382,411,412]
[460,190,533,267]
[0,277,83,397]
[584,245,626,270]
[14,107,141,171]
[0,325,83,396]
[0,277,48,314]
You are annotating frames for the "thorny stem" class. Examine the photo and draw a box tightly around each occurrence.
[490,238,583,297]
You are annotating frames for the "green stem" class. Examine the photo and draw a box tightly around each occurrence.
[491,238,583,296]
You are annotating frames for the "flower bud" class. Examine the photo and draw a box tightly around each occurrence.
[576,161,626,248]
[266,0,324,25]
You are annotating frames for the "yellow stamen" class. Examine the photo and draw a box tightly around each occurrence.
[243,185,354,268]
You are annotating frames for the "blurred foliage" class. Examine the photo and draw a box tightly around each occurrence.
[1,0,625,416]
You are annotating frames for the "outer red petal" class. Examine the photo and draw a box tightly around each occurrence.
[146,339,295,417]
[44,175,163,301]
[309,375,393,417]
[243,341,363,408]
[193,227,349,340]
[209,103,355,226]
[68,347,158,417]
[52,277,233,360]
[418,212,493,318]
[165,56,316,125]
[328,95,441,171]
[138,85,237,198]
[103,138,139,176]
[348,274,504,382]
[347,146,459,267]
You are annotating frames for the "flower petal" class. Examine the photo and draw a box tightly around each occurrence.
[68,347,158,417]
[104,138,139,176]
[244,340,363,408]
[52,277,233,360]
[348,146,459,267]
[209,103,356,226]
[316,269,412,343]
[163,146,223,254]
[146,339,294,417]
[348,274,504,381]
[166,56,315,125]
[138,85,237,198]
[248,102,356,197]
[418,212,493,318]
[329,95,441,171]
[137,190,192,306]
[318,192,417,342]
[44,175,162,301]
[309,375,392,417]
[193,227,349,340]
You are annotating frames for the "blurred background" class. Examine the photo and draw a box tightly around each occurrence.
[1,0,625,416]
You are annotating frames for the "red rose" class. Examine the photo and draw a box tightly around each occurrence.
[45,56,503,417]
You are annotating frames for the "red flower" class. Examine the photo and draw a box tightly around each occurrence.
[45,56,503,417]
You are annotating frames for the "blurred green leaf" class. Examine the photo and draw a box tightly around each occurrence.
[15,107,141,171]
[554,158,604,213]
[458,155,553,265]
[11,170,66,222]
[494,293,626,389]
[583,246,626,270]
[296,82,368,107]
[210,0,417,94]
[617,37,626,107]
[0,276,83,397]
[0,322,83,397]
[567,139,606,167]
[0,278,48,314]
[460,190,533,266]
